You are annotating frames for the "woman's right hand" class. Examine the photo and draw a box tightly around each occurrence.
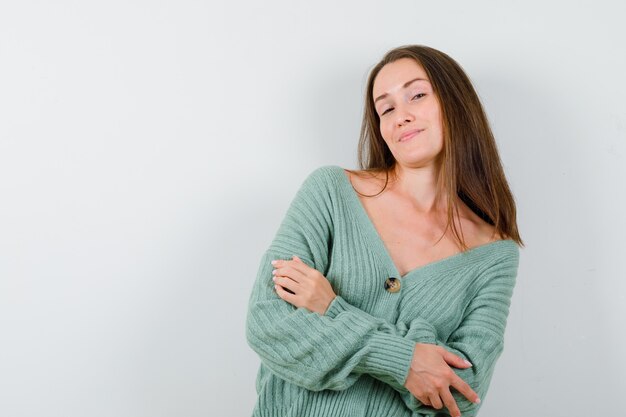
[404,343,481,417]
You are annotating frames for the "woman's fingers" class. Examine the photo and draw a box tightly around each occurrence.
[272,255,311,275]
[271,256,336,315]
[274,283,297,303]
[450,373,480,404]
[407,343,481,415]
[439,350,479,403]
[428,394,443,410]
[440,389,462,417]
[273,276,298,293]
[272,264,303,283]
[442,350,473,369]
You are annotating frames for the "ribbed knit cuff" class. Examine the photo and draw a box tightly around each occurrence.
[405,321,439,345]
[325,296,416,386]
[324,295,349,318]
[362,332,417,386]
[326,296,438,345]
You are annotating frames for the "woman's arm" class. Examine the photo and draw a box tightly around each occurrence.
[322,261,517,417]
[247,248,418,391]
[271,255,517,417]
[247,168,420,391]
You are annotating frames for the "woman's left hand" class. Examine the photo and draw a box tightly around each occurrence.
[271,255,336,315]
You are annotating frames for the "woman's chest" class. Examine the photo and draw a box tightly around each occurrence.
[325,225,482,338]
[357,192,493,277]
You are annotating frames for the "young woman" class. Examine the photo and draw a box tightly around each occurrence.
[246,44,523,417]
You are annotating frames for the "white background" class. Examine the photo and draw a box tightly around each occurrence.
[1,1,624,416]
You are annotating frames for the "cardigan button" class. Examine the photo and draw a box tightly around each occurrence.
[384,277,401,293]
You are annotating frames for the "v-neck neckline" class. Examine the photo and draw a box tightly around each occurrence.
[329,165,515,279]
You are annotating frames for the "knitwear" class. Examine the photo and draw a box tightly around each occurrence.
[246,165,520,417]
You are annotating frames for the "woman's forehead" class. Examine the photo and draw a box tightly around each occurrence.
[373,58,430,99]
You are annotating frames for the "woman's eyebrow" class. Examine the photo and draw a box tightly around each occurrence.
[374,77,429,104]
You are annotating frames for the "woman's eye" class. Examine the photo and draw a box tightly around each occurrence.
[412,93,426,100]
[381,107,393,116]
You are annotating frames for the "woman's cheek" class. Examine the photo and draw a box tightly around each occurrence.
[380,124,393,145]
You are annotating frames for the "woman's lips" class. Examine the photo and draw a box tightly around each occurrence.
[399,129,424,142]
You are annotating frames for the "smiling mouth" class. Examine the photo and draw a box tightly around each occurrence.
[399,129,424,142]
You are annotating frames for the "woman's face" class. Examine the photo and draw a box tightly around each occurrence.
[372,58,444,168]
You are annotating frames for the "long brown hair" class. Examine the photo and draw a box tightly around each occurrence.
[354,44,523,250]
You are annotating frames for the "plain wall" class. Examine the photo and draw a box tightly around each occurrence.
[1,1,624,416]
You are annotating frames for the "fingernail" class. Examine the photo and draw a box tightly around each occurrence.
[272,276,276,282]
[464,360,472,366]
[272,269,277,275]
[475,397,481,404]
[271,260,278,265]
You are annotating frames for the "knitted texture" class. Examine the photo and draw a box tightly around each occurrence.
[246,165,519,417]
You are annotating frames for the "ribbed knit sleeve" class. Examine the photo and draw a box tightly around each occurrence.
[246,167,418,391]
[324,256,519,416]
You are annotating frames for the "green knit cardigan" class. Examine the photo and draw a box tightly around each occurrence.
[246,165,519,417]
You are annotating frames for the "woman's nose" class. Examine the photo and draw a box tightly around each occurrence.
[395,106,415,126]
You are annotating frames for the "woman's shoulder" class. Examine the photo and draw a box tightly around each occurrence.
[338,166,395,197]
[306,164,343,177]
[461,212,518,260]
[299,165,341,188]
[301,165,360,190]
[292,165,347,201]
[304,165,393,198]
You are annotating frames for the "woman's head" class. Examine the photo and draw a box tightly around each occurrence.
[360,45,490,173]
[370,56,444,171]
[357,44,523,248]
